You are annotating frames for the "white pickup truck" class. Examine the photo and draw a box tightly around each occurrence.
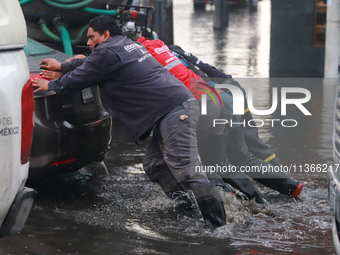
[0,0,35,237]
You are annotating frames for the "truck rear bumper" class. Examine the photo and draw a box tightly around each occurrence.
[0,187,36,237]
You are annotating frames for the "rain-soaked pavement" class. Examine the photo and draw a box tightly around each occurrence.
[0,0,337,254]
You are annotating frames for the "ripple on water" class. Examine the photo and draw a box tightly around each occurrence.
[46,163,331,253]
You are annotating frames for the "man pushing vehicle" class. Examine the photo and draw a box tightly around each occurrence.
[32,15,227,227]
[135,36,302,201]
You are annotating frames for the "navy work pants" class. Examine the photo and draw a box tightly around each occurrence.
[143,99,209,190]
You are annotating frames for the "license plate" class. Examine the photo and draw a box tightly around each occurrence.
[81,87,94,104]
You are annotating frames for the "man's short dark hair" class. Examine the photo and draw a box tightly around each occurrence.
[88,15,122,37]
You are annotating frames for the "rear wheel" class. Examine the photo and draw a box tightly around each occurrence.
[194,2,206,11]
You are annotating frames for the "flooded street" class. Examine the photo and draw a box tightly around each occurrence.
[0,0,337,254]
[173,0,270,78]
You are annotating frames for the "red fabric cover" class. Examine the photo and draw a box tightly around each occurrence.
[138,37,212,100]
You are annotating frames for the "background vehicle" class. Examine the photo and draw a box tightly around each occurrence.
[329,63,340,254]
[329,59,340,254]
[193,0,254,12]
[193,0,215,11]
[24,39,112,183]
[20,0,127,46]
[229,0,246,8]
[20,1,158,54]
[0,0,36,237]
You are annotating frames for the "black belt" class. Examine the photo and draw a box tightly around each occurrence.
[168,98,195,114]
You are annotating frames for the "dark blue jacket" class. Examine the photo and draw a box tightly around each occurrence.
[49,35,192,142]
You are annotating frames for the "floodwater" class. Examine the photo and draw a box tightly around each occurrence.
[0,0,337,254]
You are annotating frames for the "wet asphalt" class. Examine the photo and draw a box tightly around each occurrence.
[0,0,337,254]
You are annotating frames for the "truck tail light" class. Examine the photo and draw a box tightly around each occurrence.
[21,80,34,164]
[51,158,77,166]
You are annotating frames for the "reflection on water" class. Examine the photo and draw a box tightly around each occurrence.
[174,0,270,78]
[0,0,337,254]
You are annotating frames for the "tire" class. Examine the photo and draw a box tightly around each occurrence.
[194,2,206,11]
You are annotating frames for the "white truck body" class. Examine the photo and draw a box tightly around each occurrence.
[0,0,35,237]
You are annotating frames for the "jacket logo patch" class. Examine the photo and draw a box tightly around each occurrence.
[154,45,169,54]
[124,42,144,52]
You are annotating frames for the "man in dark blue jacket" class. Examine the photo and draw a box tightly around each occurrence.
[169,45,303,199]
[33,15,226,227]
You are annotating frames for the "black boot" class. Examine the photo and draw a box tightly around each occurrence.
[221,171,266,204]
[167,190,201,219]
[226,127,302,198]
[192,182,226,227]
[242,111,279,166]
[156,172,201,218]
[234,160,303,198]
[208,172,235,193]
[250,173,303,198]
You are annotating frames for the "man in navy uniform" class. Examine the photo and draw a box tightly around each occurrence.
[33,15,226,227]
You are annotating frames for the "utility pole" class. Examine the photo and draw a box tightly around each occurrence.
[142,0,174,45]
[324,0,340,78]
[213,0,229,30]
